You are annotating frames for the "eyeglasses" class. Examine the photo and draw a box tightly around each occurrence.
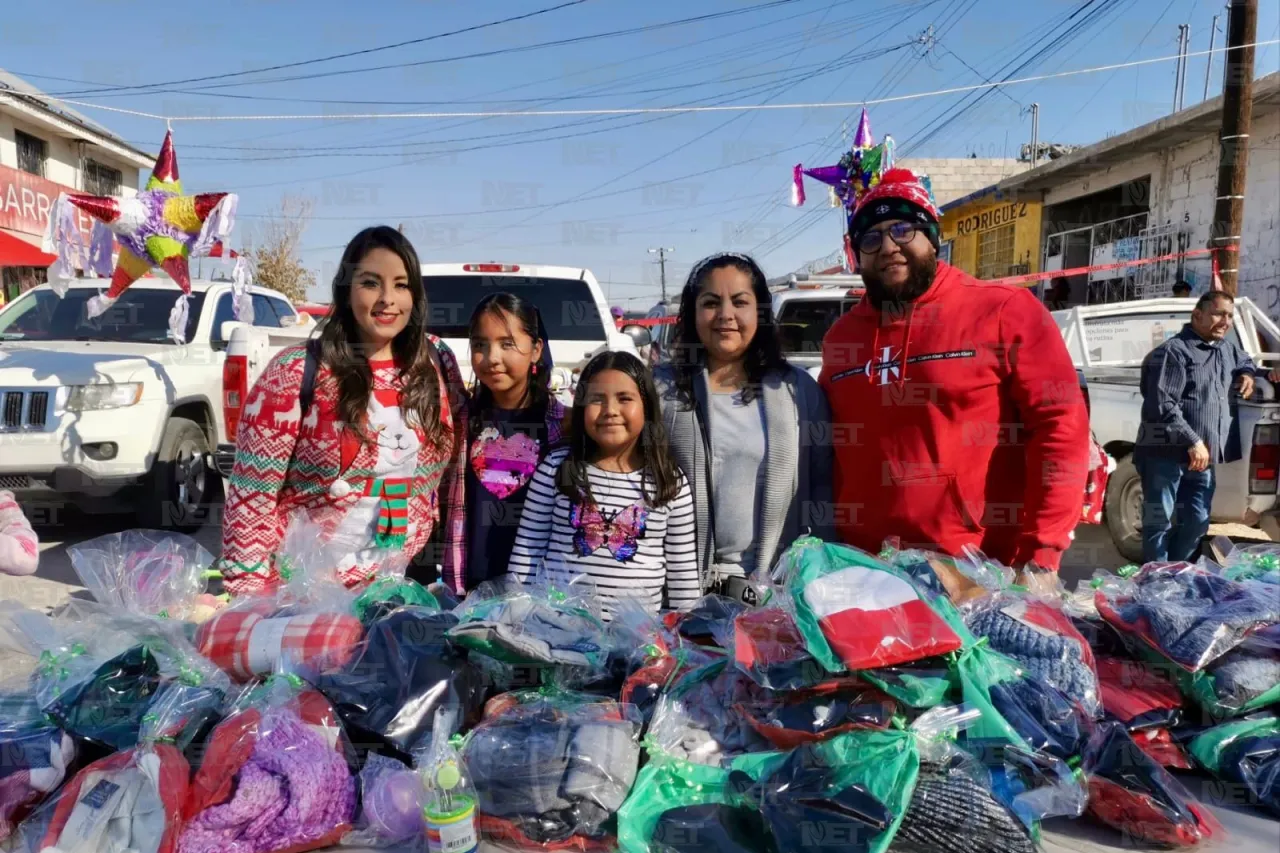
[857,222,923,253]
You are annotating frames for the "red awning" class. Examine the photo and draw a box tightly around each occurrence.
[0,230,56,268]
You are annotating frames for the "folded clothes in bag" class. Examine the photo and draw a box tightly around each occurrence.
[735,680,894,750]
[449,592,610,670]
[42,646,162,751]
[890,759,1035,853]
[195,603,364,682]
[1096,656,1183,730]
[0,694,74,842]
[1096,563,1280,671]
[315,607,483,756]
[1189,716,1280,817]
[1083,722,1221,847]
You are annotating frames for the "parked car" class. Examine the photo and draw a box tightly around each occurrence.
[0,278,297,528]
[1054,297,1280,560]
[771,274,864,378]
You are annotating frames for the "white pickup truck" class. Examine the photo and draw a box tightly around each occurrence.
[0,278,299,529]
[771,273,864,378]
[1054,297,1280,560]
[214,261,638,476]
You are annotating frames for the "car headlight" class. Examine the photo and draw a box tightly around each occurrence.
[66,382,144,412]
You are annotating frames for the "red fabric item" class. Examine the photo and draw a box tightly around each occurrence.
[1132,728,1193,770]
[1096,657,1183,724]
[1086,775,1221,847]
[477,814,615,852]
[819,262,1090,571]
[1081,436,1112,524]
[820,599,962,670]
[184,690,348,822]
[195,607,363,682]
[40,744,189,853]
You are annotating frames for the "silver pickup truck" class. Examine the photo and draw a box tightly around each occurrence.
[1054,297,1280,561]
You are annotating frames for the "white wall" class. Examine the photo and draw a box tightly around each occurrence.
[0,108,140,195]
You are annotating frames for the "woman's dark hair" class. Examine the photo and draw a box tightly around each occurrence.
[669,252,787,408]
[557,351,679,508]
[467,292,553,438]
[317,225,445,443]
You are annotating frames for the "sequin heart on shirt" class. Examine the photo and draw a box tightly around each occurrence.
[471,427,542,499]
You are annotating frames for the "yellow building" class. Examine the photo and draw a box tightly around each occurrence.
[937,186,1042,281]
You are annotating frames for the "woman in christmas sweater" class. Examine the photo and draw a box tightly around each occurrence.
[218,226,467,595]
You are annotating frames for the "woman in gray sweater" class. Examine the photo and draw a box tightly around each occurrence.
[653,252,834,603]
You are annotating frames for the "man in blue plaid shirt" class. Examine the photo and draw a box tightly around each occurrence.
[1135,291,1280,562]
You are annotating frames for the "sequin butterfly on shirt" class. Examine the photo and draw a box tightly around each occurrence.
[569,500,648,562]
[471,427,541,499]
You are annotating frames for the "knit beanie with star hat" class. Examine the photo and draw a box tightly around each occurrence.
[847,167,943,252]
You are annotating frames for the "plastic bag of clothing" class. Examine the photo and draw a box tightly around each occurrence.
[67,529,223,622]
[733,678,895,750]
[460,689,641,851]
[0,601,228,752]
[777,537,971,674]
[860,661,953,709]
[612,602,724,729]
[662,595,746,646]
[0,688,75,842]
[448,571,611,673]
[647,660,774,767]
[1095,562,1280,671]
[180,676,357,853]
[1095,656,1191,767]
[957,549,1102,719]
[889,707,1039,853]
[314,605,484,758]
[1178,640,1280,721]
[1188,715,1280,816]
[618,728,919,853]
[1083,721,1222,847]
[729,606,829,692]
[351,576,438,624]
[1214,539,1280,586]
[956,644,1091,762]
[194,576,365,683]
[16,682,222,853]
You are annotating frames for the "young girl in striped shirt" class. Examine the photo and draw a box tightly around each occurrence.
[508,352,700,618]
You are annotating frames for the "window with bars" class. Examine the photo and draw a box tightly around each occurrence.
[977,223,1016,280]
[84,159,123,196]
[15,131,46,177]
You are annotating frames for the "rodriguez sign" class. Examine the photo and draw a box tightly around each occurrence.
[0,164,94,239]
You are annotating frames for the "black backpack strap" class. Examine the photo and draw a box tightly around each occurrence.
[299,338,321,420]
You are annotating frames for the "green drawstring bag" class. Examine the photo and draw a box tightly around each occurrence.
[352,576,438,623]
[1188,715,1280,816]
[860,662,955,709]
[780,537,973,675]
[619,728,919,853]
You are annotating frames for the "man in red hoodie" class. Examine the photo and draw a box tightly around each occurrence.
[820,169,1090,578]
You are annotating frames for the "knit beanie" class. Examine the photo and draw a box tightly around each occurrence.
[847,168,942,251]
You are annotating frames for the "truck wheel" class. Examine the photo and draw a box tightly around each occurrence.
[1105,455,1145,563]
[140,417,212,531]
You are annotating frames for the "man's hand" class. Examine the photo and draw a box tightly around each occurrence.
[1188,440,1211,472]
[1238,373,1256,400]
[1269,368,1280,384]
[1014,568,1061,598]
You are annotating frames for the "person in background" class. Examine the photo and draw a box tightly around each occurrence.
[219,226,467,595]
[1135,291,1280,562]
[460,292,568,594]
[0,491,39,576]
[654,252,832,602]
[611,306,625,329]
[820,168,1091,586]
[1046,277,1071,311]
[509,351,699,618]
[1172,280,1193,298]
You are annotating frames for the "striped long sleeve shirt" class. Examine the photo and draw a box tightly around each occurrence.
[508,449,701,618]
[1136,324,1259,463]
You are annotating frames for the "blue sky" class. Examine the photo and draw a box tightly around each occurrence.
[4,0,1278,305]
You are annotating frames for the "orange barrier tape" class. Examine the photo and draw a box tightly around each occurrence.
[987,245,1233,288]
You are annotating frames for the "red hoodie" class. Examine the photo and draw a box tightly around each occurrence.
[819,261,1089,570]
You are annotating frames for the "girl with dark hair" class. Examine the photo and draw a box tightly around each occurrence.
[219,226,468,595]
[655,252,833,602]
[508,351,700,618]
[461,292,568,593]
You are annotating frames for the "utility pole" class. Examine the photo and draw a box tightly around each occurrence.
[1204,14,1220,100]
[1174,24,1189,111]
[1179,24,1191,109]
[1028,103,1040,166]
[648,247,674,303]
[1211,0,1257,296]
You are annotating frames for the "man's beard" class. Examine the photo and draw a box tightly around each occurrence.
[861,252,938,314]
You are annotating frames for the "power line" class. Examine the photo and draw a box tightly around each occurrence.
[36,1,802,99]
[45,40,1272,123]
